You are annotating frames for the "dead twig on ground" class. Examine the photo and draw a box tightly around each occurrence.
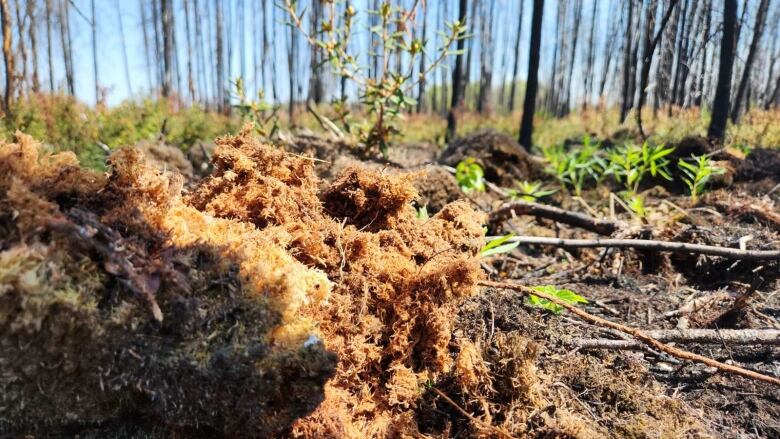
[576,329,780,350]
[495,235,780,260]
[480,280,780,387]
[489,200,620,236]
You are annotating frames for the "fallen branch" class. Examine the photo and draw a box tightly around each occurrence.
[480,280,780,387]
[489,200,620,236]
[576,329,780,350]
[496,235,780,260]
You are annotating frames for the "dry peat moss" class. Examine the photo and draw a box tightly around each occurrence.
[0,131,708,437]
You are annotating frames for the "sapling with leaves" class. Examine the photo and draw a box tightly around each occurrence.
[541,136,606,196]
[678,155,725,202]
[231,78,279,137]
[283,0,467,158]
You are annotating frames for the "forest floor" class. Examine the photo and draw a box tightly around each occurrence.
[1,125,779,438]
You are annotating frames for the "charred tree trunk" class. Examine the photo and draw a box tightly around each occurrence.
[582,0,598,108]
[91,0,98,103]
[508,0,524,112]
[637,0,679,138]
[445,0,468,142]
[26,0,39,93]
[619,0,635,122]
[13,0,27,95]
[707,0,737,142]
[183,0,194,100]
[519,0,543,150]
[308,0,323,103]
[45,0,53,91]
[562,0,583,115]
[0,0,12,113]
[215,0,225,111]
[477,0,495,114]
[59,0,74,95]
[729,0,769,121]
[416,2,428,113]
[161,0,173,98]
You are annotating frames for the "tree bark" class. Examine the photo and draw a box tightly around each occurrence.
[582,0,598,109]
[183,0,195,101]
[91,0,98,103]
[44,0,53,91]
[161,0,173,97]
[707,0,737,142]
[637,0,679,138]
[26,0,39,93]
[476,0,495,114]
[619,0,635,122]
[215,0,225,111]
[729,0,770,122]
[445,0,468,142]
[518,0,543,150]
[508,0,525,112]
[0,0,12,113]
[59,0,74,95]
[416,2,428,113]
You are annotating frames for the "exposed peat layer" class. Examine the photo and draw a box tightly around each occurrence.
[1,129,778,438]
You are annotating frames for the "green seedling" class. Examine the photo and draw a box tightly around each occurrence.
[508,180,557,202]
[415,205,429,219]
[455,158,486,193]
[541,135,607,196]
[527,285,588,314]
[627,194,646,218]
[481,233,519,257]
[678,155,725,203]
[607,142,675,194]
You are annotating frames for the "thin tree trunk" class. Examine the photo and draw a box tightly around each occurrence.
[729,0,770,121]
[416,2,428,113]
[13,0,27,95]
[519,0,543,150]
[59,0,74,95]
[139,1,153,93]
[26,0,39,93]
[562,0,583,115]
[694,0,711,107]
[308,0,323,103]
[477,0,495,114]
[619,0,636,122]
[598,3,619,101]
[90,0,98,103]
[582,0,598,109]
[508,0,524,112]
[183,0,195,101]
[0,0,12,113]
[707,0,737,142]
[161,0,173,97]
[637,0,679,138]
[44,0,53,92]
[445,0,468,142]
[215,0,224,111]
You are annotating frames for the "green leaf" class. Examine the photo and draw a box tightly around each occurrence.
[526,285,588,314]
[481,233,519,257]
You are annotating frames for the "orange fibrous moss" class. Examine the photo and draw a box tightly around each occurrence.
[185,132,487,436]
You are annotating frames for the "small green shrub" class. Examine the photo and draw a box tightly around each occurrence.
[607,142,675,194]
[455,158,486,193]
[507,180,557,202]
[527,285,588,314]
[678,155,725,202]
